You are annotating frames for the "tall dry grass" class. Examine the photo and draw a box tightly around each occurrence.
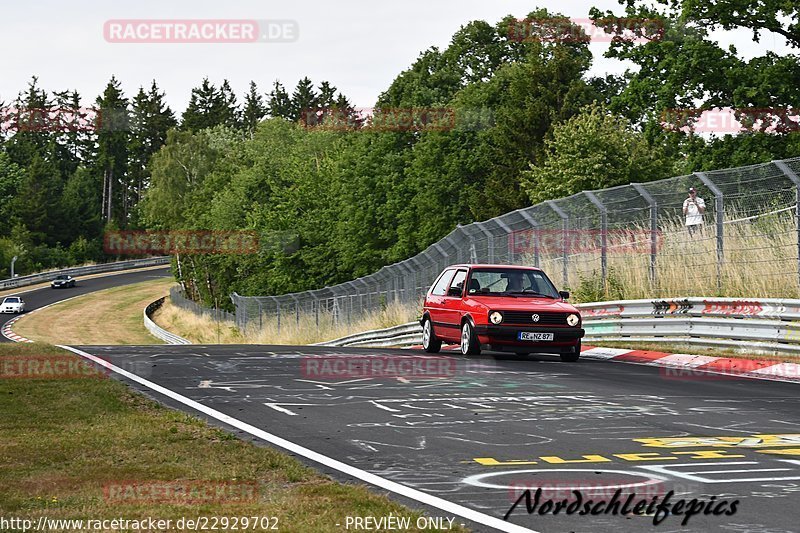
[154,298,422,345]
[536,214,799,301]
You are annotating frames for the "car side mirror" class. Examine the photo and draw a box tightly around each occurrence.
[447,287,463,298]
[559,290,570,300]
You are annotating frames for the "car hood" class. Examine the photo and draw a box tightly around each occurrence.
[466,296,578,313]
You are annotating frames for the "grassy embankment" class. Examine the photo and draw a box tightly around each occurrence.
[3,324,461,531]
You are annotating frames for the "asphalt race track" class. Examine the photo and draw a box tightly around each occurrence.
[0,267,172,342]
[64,343,800,533]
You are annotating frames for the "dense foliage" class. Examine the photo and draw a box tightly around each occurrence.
[2,3,798,304]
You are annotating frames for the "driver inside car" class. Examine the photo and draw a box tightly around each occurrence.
[505,271,525,292]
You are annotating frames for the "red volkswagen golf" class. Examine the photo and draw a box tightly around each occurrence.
[421,264,584,360]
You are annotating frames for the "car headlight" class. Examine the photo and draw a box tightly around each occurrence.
[567,314,580,327]
[489,311,503,325]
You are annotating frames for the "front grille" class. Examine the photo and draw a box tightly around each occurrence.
[500,311,568,325]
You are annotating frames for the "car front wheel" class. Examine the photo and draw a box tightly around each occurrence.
[422,318,441,353]
[460,322,481,356]
[560,341,581,362]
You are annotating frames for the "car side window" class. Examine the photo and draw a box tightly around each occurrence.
[431,269,456,296]
[448,270,467,296]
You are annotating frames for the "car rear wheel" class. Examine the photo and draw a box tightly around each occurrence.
[422,318,441,353]
[560,341,581,362]
[460,322,481,356]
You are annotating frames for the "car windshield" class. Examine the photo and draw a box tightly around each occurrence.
[4,297,20,303]
[467,268,559,298]
[55,275,68,280]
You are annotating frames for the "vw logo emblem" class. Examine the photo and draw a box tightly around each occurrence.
[532,314,540,322]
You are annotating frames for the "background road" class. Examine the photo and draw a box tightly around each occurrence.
[0,267,172,342]
[70,343,800,533]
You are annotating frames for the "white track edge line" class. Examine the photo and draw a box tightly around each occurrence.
[58,345,537,533]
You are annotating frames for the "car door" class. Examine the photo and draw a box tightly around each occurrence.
[438,269,468,341]
[426,268,456,338]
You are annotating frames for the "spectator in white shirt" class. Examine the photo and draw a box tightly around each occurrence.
[683,187,706,236]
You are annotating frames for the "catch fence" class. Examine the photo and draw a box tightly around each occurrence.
[231,157,800,333]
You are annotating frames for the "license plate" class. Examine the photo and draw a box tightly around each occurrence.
[518,332,554,342]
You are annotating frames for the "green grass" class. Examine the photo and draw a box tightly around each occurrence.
[0,343,467,532]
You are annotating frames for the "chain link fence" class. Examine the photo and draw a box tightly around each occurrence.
[231,157,800,333]
[171,286,235,323]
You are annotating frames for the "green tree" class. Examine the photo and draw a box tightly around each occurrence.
[4,77,53,169]
[267,81,293,120]
[181,78,238,131]
[291,77,318,122]
[521,103,673,203]
[141,128,233,229]
[61,167,103,243]
[94,76,129,224]
[590,0,800,166]
[13,155,65,246]
[0,152,24,235]
[241,81,267,136]
[129,81,177,213]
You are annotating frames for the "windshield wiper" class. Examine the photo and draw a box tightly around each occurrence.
[506,290,555,298]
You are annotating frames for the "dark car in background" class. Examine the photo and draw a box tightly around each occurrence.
[51,275,76,289]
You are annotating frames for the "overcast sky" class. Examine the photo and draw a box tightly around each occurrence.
[1,0,791,114]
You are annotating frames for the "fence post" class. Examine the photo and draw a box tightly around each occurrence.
[267,296,280,333]
[632,183,658,287]
[409,256,425,298]
[493,218,513,263]
[584,191,607,285]
[518,210,540,267]
[433,243,449,270]
[290,294,300,327]
[356,278,370,316]
[475,222,494,263]
[230,293,242,330]
[344,281,359,321]
[547,200,570,288]
[773,160,800,291]
[696,172,724,292]
[394,263,409,304]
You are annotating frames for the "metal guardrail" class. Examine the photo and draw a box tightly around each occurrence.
[315,297,800,355]
[0,257,171,290]
[144,297,192,345]
[312,322,423,348]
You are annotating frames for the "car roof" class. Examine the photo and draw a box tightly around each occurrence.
[445,264,543,271]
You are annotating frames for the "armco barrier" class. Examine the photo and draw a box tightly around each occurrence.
[144,297,191,345]
[0,257,170,291]
[315,297,800,355]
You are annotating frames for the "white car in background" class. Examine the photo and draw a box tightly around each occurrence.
[1,296,25,314]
